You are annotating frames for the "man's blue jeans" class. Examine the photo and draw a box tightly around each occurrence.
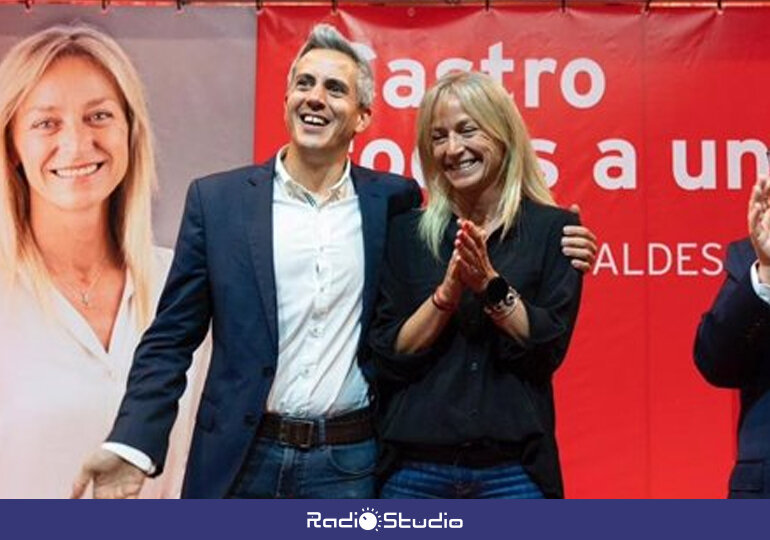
[380,460,544,499]
[227,436,377,498]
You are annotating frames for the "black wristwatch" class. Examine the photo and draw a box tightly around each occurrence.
[484,276,515,310]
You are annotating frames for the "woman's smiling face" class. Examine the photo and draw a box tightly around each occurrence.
[430,94,504,196]
[11,54,129,214]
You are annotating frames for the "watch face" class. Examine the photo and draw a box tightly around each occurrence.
[486,276,509,305]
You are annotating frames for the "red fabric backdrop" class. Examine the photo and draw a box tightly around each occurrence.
[255,5,770,498]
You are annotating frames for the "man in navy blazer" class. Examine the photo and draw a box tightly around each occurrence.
[73,24,598,499]
[71,24,423,499]
[695,175,770,498]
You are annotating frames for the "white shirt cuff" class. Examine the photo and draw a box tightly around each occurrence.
[750,261,770,305]
[102,442,156,475]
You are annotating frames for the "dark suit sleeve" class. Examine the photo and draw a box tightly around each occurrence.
[694,240,770,388]
[497,210,584,380]
[386,176,423,217]
[367,215,439,386]
[109,179,212,475]
[358,178,424,385]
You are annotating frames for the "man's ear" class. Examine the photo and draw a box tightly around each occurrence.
[355,106,372,134]
[282,92,291,130]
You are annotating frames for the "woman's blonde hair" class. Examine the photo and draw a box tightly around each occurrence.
[0,24,157,329]
[416,70,555,259]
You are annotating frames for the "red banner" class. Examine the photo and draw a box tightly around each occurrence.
[256,5,770,498]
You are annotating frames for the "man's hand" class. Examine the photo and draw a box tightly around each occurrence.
[71,448,146,499]
[748,175,770,283]
[563,203,598,273]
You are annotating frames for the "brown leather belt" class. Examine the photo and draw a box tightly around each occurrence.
[257,408,373,449]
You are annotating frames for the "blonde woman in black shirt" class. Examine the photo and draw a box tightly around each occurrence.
[369,70,583,499]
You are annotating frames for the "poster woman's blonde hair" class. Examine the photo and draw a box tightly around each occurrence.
[0,24,157,328]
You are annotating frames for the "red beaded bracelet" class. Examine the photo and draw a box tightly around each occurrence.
[431,290,457,312]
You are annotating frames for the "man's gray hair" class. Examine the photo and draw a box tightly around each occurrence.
[286,24,375,108]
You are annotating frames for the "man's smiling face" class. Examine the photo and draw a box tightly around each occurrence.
[284,48,371,159]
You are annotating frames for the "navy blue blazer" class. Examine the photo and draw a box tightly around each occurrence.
[695,238,770,498]
[109,157,421,498]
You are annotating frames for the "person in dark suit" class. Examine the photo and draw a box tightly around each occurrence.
[695,174,770,498]
[70,23,422,499]
[72,25,598,499]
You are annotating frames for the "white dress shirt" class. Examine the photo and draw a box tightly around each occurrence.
[0,247,205,498]
[108,154,370,475]
[266,152,369,417]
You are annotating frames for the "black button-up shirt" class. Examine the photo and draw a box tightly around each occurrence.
[368,198,583,498]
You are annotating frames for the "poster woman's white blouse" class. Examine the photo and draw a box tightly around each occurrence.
[0,247,206,498]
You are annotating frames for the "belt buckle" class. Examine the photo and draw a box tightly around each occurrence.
[280,418,316,449]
